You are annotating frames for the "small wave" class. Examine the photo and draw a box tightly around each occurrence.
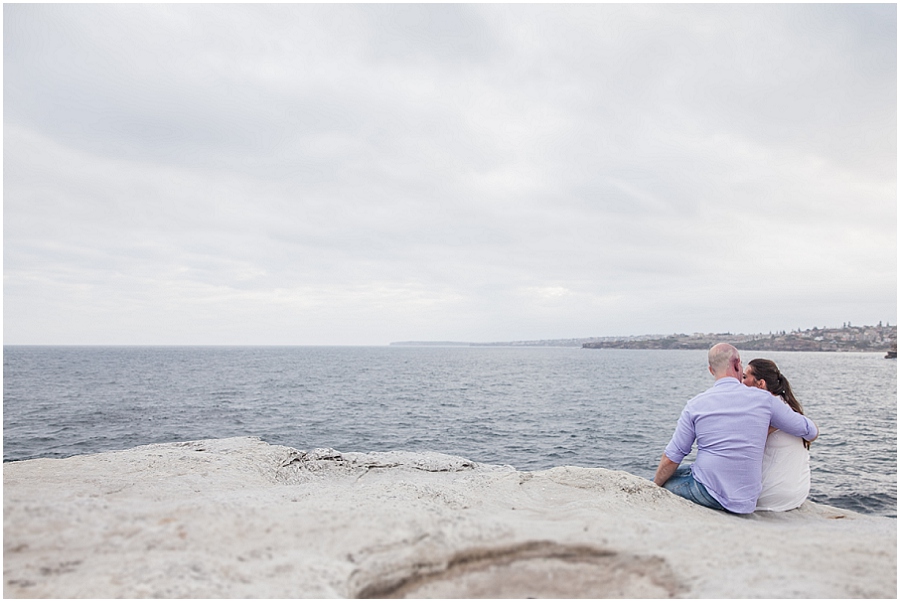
[811,491,897,518]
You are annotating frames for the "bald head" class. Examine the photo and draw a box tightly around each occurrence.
[708,343,742,379]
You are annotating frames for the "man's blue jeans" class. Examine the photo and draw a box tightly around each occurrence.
[663,466,726,511]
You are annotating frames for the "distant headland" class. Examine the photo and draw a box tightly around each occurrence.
[391,322,897,353]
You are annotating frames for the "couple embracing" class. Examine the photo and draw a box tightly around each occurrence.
[654,343,818,514]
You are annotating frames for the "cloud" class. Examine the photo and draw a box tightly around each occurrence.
[3,4,896,344]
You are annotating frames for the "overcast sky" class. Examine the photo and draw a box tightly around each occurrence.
[4,4,897,345]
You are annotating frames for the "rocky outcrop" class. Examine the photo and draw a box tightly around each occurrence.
[4,437,896,598]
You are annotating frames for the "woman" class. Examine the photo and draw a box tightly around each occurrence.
[742,358,811,511]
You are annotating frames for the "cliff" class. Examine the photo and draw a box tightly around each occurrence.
[4,437,895,598]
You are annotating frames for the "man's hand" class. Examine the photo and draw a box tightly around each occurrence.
[804,419,819,443]
[653,453,680,487]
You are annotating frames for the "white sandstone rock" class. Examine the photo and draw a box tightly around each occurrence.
[3,436,896,598]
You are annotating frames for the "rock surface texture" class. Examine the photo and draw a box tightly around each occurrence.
[4,437,896,598]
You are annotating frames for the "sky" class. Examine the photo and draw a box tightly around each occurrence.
[3,3,897,346]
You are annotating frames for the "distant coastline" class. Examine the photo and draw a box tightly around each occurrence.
[391,323,897,353]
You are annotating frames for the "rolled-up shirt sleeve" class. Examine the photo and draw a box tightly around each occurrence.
[664,407,696,464]
[770,399,818,440]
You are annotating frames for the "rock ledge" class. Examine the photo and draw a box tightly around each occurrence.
[4,437,896,598]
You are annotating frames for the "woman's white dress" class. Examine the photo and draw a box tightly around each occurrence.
[756,429,810,511]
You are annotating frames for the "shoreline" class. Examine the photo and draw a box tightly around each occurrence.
[4,436,896,598]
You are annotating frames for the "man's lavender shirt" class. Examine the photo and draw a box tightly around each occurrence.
[664,377,818,514]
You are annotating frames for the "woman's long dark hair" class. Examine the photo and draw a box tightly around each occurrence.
[748,358,810,449]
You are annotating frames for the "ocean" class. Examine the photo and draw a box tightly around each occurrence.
[3,345,896,517]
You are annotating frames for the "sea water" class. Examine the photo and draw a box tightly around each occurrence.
[3,346,896,517]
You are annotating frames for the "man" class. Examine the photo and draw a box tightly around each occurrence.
[654,343,818,513]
